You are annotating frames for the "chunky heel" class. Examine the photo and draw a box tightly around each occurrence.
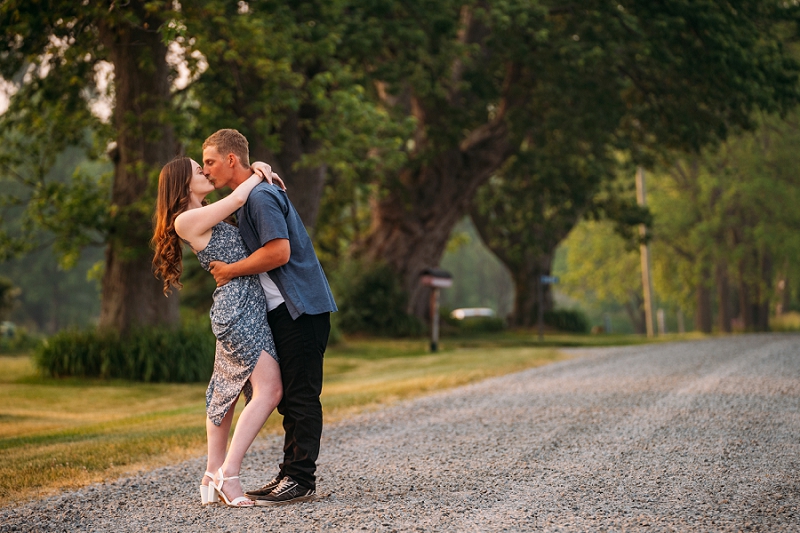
[207,484,219,503]
[200,470,216,505]
[210,467,254,507]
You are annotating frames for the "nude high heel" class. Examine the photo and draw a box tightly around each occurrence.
[210,467,254,507]
[200,471,217,505]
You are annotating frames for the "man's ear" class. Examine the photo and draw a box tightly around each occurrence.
[228,154,236,167]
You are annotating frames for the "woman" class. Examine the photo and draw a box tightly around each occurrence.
[152,157,281,507]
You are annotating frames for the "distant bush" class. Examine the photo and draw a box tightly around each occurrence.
[771,311,800,332]
[0,326,42,354]
[327,318,343,346]
[35,319,215,382]
[544,309,590,333]
[455,316,506,333]
[333,260,422,337]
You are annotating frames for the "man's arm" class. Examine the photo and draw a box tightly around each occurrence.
[209,238,290,287]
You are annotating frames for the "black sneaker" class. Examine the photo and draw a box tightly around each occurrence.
[245,475,283,499]
[255,476,316,506]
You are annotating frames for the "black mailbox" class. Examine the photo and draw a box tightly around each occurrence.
[420,268,453,288]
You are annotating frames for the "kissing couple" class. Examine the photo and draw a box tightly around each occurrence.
[153,128,337,507]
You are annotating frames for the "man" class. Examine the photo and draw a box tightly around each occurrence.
[202,128,337,505]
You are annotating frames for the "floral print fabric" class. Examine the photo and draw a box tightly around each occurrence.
[196,222,278,426]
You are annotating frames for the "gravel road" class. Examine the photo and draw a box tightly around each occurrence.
[2,334,798,532]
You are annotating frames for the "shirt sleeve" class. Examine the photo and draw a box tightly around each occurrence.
[245,186,290,247]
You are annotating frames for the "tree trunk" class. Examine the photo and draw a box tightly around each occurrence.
[507,255,554,328]
[777,266,790,316]
[249,108,327,232]
[738,261,756,331]
[361,123,513,316]
[695,279,713,333]
[756,250,772,332]
[49,267,60,335]
[98,3,179,332]
[364,173,467,318]
[715,261,732,333]
[624,291,646,334]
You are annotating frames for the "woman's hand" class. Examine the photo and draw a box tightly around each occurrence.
[251,161,287,190]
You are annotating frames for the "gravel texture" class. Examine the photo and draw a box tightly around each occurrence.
[2,334,798,532]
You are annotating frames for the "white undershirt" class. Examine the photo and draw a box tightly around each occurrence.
[258,272,285,311]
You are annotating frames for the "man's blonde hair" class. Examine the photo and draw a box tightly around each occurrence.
[203,129,250,168]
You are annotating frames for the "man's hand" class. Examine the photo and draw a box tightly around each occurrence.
[209,261,234,287]
[207,240,289,289]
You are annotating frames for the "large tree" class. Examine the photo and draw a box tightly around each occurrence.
[342,0,800,316]
[467,55,638,326]
[649,112,800,333]
[1,1,180,332]
[558,112,800,334]
[181,0,408,232]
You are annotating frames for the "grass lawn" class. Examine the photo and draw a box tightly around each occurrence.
[0,332,653,506]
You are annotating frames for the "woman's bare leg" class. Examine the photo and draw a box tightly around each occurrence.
[219,352,283,500]
[205,396,238,484]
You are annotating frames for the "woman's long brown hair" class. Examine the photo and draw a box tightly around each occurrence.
[152,157,193,295]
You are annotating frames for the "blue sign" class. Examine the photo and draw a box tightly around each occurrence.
[540,275,559,284]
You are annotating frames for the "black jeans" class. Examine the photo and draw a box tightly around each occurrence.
[267,303,330,490]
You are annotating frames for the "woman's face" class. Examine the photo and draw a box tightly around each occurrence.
[189,159,215,197]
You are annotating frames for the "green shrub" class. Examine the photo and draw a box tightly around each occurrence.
[332,260,422,337]
[35,319,216,382]
[0,327,42,354]
[456,316,506,333]
[544,309,590,333]
[771,311,800,332]
[327,318,343,346]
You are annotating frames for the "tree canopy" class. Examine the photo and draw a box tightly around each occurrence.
[2,0,799,334]
[341,0,800,315]
[556,110,800,333]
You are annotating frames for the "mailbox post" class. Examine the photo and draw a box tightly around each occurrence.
[420,268,453,352]
[538,275,559,341]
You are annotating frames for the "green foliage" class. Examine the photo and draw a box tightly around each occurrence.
[0,326,40,354]
[771,312,800,332]
[0,121,110,267]
[0,0,113,265]
[0,276,20,321]
[336,0,800,322]
[452,316,506,334]
[333,261,422,337]
[326,318,343,346]
[558,220,642,304]
[440,218,514,318]
[35,320,215,382]
[555,219,645,333]
[2,246,103,334]
[556,108,800,333]
[544,309,590,334]
[182,0,411,232]
[2,1,192,332]
[3,0,800,338]
[647,110,800,330]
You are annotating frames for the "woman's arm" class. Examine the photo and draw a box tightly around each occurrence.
[174,174,263,245]
[251,161,286,190]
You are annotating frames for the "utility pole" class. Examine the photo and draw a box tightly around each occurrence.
[636,167,655,338]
